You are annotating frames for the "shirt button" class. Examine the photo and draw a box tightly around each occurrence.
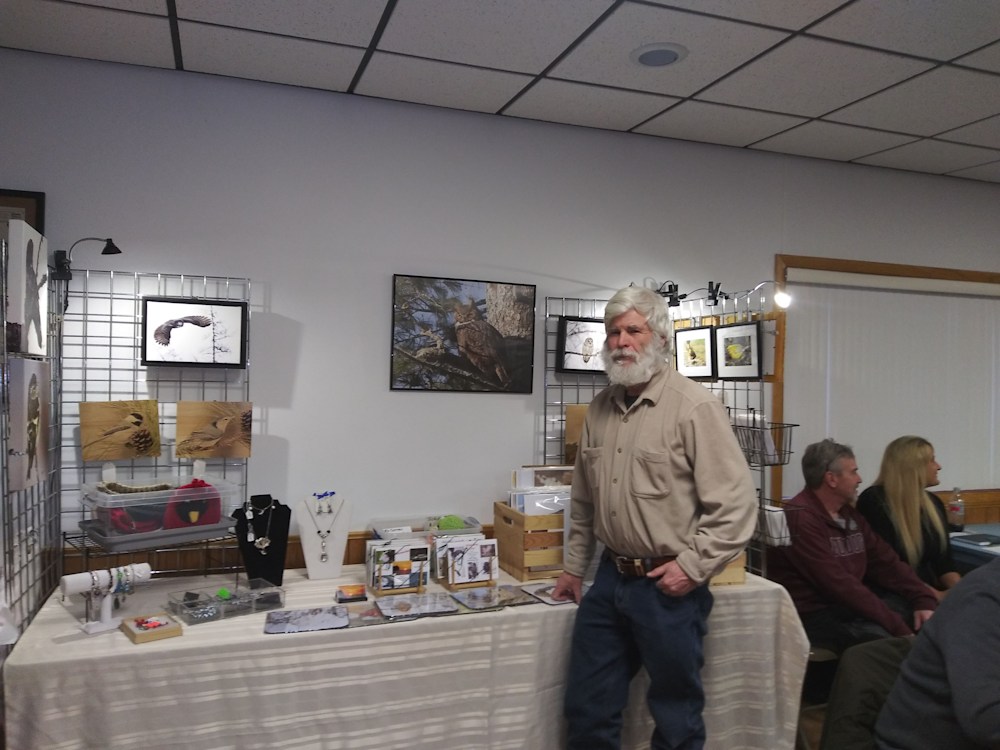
[611,511,617,517]
[623,417,629,423]
[617,448,622,454]
[612,478,618,484]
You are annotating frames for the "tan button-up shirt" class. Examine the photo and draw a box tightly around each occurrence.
[564,364,757,584]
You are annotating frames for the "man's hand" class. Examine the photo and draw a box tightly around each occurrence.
[913,608,934,631]
[647,559,696,596]
[550,572,583,604]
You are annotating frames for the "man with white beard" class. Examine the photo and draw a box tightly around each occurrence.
[551,285,756,750]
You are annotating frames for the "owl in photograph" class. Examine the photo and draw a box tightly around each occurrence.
[153,315,211,345]
[453,300,511,387]
[581,337,595,363]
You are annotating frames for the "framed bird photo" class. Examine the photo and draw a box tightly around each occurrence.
[141,296,248,369]
[390,274,536,393]
[674,326,716,380]
[556,316,606,374]
[714,321,762,380]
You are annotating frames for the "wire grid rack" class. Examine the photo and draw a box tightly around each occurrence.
[56,270,252,573]
[733,420,797,467]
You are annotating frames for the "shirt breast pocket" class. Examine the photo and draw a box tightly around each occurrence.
[631,448,673,498]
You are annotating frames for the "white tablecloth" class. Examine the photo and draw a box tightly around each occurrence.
[3,567,807,750]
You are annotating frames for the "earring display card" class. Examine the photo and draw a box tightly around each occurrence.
[120,612,183,644]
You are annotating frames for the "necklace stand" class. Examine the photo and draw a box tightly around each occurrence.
[296,497,352,580]
[233,495,291,586]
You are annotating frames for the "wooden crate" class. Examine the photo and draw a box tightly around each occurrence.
[494,501,564,581]
[710,552,747,586]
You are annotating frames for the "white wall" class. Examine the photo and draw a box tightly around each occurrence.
[2,48,999,529]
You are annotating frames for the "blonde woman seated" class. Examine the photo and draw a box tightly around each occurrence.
[857,436,960,601]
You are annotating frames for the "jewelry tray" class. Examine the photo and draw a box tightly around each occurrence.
[167,579,285,625]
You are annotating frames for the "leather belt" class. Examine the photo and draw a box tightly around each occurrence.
[605,549,676,577]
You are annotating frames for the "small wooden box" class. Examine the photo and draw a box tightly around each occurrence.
[494,501,564,581]
[120,612,183,643]
[709,552,747,586]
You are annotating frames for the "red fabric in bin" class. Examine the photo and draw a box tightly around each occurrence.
[163,478,222,528]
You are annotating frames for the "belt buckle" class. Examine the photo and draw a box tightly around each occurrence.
[614,556,645,576]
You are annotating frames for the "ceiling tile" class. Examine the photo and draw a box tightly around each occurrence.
[550,3,788,97]
[0,0,175,68]
[854,139,1000,174]
[700,37,932,117]
[378,0,613,73]
[635,100,806,146]
[175,0,387,47]
[178,22,364,91]
[937,115,1000,149]
[73,0,167,13]
[955,41,1000,74]
[505,79,677,131]
[751,121,917,161]
[946,160,1000,183]
[808,0,1000,60]
[827,66,1000,136]
[644,0,848,30]
[355,52,533,113]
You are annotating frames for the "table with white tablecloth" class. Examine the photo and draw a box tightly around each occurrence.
[3,567,808,750]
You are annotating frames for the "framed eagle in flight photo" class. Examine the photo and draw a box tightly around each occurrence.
[141,296,248,368]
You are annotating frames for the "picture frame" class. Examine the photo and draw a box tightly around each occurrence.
[141,296,248,368]
[390,274,536,393]
[674,326,716,380]
[556,316,606,374]
[715,321,762,380]
[0,189,46,234]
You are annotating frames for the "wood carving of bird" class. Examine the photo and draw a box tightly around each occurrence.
[84,412,144,448]
[153,315,212,345]
[176,416,234,456]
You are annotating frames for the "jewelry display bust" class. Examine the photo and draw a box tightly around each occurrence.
[233,494,291,586]
[295,491,351,580]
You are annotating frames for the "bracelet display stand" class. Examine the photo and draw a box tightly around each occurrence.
[295,493,351,580]
[59,563,153,634]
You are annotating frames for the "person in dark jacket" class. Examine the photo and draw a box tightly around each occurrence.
[857,436,959,600]
[768,439,937,654]
[876,556,1000,749]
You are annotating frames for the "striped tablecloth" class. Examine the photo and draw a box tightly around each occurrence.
[3,567,807,749]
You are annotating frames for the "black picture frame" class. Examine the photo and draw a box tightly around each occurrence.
[715,321,762,380]
[674,325,716,380]
[556,316,606,374]
[0,188,46,235]
[141,296,248,368]
[390,274,536,393]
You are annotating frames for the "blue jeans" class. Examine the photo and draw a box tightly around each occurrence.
[564,556,713,750]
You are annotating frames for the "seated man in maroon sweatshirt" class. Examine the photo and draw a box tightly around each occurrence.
[768,439,937,654]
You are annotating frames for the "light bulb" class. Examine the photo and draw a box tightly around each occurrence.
[774,290,792,308]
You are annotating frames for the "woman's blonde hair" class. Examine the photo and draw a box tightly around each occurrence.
[875,436,946,565]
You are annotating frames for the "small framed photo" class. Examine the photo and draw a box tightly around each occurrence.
[556,316,605,374]
[141,296,248,368]
[674,326,716,380]
[715,321,762,380]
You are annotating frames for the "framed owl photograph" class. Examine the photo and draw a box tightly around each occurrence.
[141,296,248,368]
[390,274,536,393]
[556,316,606,374]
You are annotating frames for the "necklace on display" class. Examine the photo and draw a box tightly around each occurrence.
[304,495,344,563]
[245,496,274,554]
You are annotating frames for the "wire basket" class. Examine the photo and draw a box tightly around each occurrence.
[732,422,797,466]
[753,504,798,546]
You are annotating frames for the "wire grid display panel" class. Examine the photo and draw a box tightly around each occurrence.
[58,270,251,540]
[0,242,63,651]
